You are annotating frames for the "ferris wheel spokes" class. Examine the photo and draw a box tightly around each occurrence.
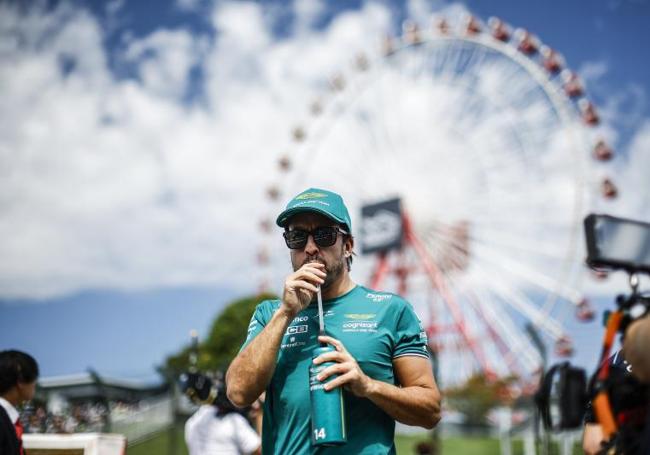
[259,12,616,385]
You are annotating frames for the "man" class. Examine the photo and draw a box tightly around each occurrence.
[581,350,632,455]
[226,188,441,454]
[0,350,39,455]
[582,315,650,455]
[624,315,650,384]
[624,315,650,453]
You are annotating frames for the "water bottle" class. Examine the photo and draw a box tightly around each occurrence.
[309,345,347,446]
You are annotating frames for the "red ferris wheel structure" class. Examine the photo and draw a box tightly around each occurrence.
[257,12,619,386]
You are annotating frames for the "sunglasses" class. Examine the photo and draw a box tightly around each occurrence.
[283,226,349,249]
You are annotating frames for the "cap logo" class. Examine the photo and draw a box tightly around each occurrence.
[295,192,328,200]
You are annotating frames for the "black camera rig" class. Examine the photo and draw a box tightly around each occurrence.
[536,214,650,454]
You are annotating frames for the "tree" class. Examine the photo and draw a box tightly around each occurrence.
[165,292,277,375]
[444,373,518,426]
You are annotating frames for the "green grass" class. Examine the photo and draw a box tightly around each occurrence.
[127,424,188,455]
[128,426,581,455]
[397,434,582,455]
[396,434,500,454]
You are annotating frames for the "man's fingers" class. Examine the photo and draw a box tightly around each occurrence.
[293,270,325,285]
[317,362,348,381]
[299,263,326,275]
[318,335,346,352]
[323,371,355,391]
[316,363,342,382]
[288,279,319,294]
[313,350,346,365]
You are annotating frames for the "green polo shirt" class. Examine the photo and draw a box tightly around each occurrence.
[241,285,429,455]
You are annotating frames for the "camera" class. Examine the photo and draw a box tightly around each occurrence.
[536,214,650,454]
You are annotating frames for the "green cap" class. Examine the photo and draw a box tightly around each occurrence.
[276,188,352,231]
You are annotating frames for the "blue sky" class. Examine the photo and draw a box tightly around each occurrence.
[1,0,649,382]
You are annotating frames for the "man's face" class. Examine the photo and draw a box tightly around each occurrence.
[286,212,351,290]
[18,380,36,403]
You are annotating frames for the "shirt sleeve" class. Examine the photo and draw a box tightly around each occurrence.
[393,300,430,360]
[239,301,274,352]
[232,413,261,454]
[184,412,201,455]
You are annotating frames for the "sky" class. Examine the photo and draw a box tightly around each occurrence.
[0,0,649,382]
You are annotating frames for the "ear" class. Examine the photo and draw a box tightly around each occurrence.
[344,236,354,256]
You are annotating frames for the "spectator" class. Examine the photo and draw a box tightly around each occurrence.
[0,350,39,455]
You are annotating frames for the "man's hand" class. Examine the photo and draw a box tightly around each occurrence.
[281,263,326,316]
[313,335,441,429]
[582,423,605,455]
[227,264,324,408]
[313,335,373,397]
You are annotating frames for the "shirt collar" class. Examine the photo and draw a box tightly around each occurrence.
[0,397,20,424]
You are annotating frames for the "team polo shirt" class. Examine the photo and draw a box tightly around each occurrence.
[241,285,429,455]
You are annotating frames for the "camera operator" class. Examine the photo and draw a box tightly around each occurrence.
[624,315,650,453]
[624,315,650,384]
[581,351,633,455]
[581,317,650,454]
[540,214,650,454]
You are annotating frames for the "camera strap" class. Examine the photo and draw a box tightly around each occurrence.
[537,363,562,430]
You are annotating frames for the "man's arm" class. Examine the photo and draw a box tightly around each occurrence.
[226,307,295,407]
[623,315,650,383]
[226,263,325,407]
[315,335,441,429]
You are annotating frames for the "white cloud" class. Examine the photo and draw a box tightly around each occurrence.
[293,0,326,34]
[613,119,650,218]
[407,0,445,19]
[579,60,608,83]
[2,0,650,386]
[0,0,648,319]
[106,0,126,16]
[123,29,206,99]
[176,0,203,12]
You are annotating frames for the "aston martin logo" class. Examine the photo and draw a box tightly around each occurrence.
[344,313,376,320]
[296,192,327,200]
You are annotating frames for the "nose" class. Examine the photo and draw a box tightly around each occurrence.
[304,233,320,255]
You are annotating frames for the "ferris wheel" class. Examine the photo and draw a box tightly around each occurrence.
[256,13,618,386]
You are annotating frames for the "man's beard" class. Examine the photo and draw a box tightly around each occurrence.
[292,247,346,290]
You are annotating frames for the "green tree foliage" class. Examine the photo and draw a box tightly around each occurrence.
[444,373,518,426]
[165,293,277,374]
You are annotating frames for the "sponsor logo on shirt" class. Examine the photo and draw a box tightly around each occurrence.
[281,323,309,349]
[292,316,309,323]
[344,313,376,320]
[281,339,307,349]
[342,321,378,332]
[365,292,392,303]
[286,324,309,335]
[312,310,335,320]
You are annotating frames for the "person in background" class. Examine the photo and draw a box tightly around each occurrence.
[624,315,650,384]
[184,376,260,455]
[582,312,650,455]
[0,350,39,455]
